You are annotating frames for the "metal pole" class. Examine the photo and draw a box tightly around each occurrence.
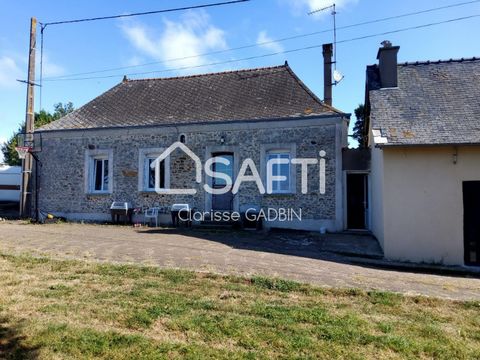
[333,4,337,70]
[20,17,37,218]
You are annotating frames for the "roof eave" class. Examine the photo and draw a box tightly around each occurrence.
[376,142,480,148]
[37,113,348,133]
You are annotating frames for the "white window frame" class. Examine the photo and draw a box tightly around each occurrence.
[138,148,171,192]
[260,143,297,195]
[85,149,113,194]
[267,151,292,194]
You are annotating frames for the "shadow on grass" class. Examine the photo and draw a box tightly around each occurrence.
[0,316,39,359]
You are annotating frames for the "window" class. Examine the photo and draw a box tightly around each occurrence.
[85,149,113,194]
[179,134,186,144]
[260,143,296,195]
[145,157,165,190]
[94,158,109,191]
[267,151,291,193]
[138,148,170,192]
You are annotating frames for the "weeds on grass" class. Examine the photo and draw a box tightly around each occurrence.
[1,254,480,359]
[251,276,302,292]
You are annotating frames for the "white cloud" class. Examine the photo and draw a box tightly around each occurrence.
[256,31,284,53]
[285,0,358,17]
[121,10,227,72]
[0,53,64,88]
[0,56,23,88]
[41,55,65,77]
[125,55,145,67]
[34,53,65,78]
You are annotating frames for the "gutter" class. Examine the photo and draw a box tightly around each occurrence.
[375,142,480,149]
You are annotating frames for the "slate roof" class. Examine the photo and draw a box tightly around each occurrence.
[40,64,344,131]
[367,57,480,146]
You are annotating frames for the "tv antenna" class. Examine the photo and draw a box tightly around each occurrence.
[308,3,344,85]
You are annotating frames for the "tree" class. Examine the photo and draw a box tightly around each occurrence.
[1,135,21,166]
[1,102,74,166]
[352,104,367,148]
[52,102,75,120]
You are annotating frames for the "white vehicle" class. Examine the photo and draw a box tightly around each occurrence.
[0,164,21,202]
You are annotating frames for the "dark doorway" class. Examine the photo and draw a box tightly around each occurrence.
[346,173,368,230]
[211,152,234,211]
[463,181,480,265]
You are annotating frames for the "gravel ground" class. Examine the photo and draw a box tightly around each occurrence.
[1,221,479,300]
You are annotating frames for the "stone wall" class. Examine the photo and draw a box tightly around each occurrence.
[37,118,343,230]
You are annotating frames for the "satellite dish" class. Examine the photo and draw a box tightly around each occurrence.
[333,69,344,84]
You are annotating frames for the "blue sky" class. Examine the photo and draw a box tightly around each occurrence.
[1,0,480,159]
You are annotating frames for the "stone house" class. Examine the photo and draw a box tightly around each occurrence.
[365,42,480,265]
[36,62,350,231]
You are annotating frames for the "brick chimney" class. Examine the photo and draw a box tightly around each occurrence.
[322,43,333,106]
[377,41,400,88]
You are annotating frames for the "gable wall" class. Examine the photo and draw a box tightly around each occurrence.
[381,145,480,265]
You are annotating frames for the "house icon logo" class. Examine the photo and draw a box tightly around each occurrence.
[151,142,202,195]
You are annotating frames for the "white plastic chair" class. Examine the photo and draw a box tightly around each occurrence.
[144,207,160,227]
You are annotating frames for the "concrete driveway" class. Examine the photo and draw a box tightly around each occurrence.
[1,221,479,300]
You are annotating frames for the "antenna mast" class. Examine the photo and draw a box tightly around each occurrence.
[308,3,337,69]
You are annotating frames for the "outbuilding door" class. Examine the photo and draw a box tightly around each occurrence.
[463,181,480,265]
[346,173,369,230]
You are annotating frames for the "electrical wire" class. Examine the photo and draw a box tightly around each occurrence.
[39,26,45,111]
[42,13,480,82]
[36,0,249,107]
[39,0,249,28]
[42,0,480,81]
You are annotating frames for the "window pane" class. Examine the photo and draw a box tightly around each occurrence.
[94,159,102,191]
[103,160,109,191]
[160,160,165,189]
[271,163,279,176]
[147,158,165,189]
[268,152,290,192]
[279,178,290,191]
[148,159,155,189]
[280,163,289,177]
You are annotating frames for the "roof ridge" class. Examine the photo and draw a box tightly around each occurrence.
[400,57,479,66]
[123,64,289,83]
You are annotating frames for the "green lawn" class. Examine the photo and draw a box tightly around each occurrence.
[0,253,479,359]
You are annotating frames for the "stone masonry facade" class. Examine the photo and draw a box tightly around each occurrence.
[37,119,342,230]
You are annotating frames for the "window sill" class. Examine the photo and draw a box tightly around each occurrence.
[263,192,296,197]
[86,192,111,196]
[140,189,168,194]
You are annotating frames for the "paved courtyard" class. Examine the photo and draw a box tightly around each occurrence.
[1,221,480,300]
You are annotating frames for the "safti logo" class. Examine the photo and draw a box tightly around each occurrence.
[151,142,327,195]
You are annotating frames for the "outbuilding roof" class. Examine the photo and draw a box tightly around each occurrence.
[40,64,344,131]
[367,57,480,146]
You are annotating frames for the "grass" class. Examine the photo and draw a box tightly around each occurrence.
[0,253,479,359]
